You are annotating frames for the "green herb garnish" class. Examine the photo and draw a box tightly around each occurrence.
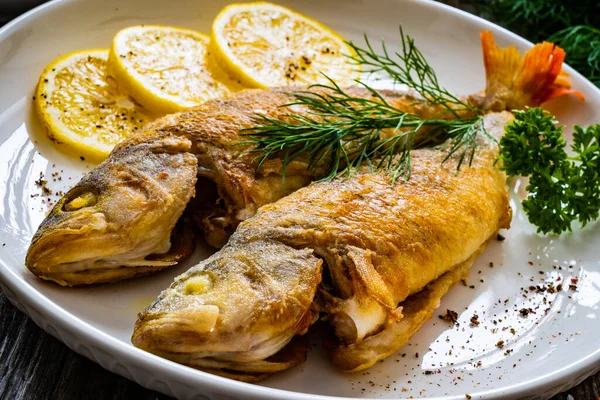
[499,108,600,234]
[549,26,600,87]
[245,28,486,183]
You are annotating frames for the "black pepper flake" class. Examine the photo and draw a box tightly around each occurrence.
[466,394,472,400]
[34,173,46,187]
[439,309,459,325]
[496,340,505,349]
[470,314,480,327]
[80,156,85,161]
[519,307,533,317]
[497,233,505,241]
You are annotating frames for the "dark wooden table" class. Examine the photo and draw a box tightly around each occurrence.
[0,2,599,399]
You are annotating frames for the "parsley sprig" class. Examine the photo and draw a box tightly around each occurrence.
[499,108,600,234]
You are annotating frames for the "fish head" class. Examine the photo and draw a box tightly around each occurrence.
[132,238,322,378]
[26,137,198,286]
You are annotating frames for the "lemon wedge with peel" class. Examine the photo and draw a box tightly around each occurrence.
[211,2,360,88]
[34,49,153,163]
[108,25,237,115]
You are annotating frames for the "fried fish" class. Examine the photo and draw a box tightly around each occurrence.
[131,33,582,380]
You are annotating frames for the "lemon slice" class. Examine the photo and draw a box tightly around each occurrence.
[211,2,359,88]
[108,25,236,115]
[34,49,153,163]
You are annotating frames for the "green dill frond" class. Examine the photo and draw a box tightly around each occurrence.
[244,27,486,185]
[345,27,478,115]
[549,25,600,87]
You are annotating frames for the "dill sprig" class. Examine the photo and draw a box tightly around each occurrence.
[346,28,479,115]
[245,28,486,183]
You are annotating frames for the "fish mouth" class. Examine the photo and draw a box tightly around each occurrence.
[133,304,316,382]
[27,218,196,286]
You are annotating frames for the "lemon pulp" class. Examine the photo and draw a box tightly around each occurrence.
[211,2,359,88]
[35,50,152,162]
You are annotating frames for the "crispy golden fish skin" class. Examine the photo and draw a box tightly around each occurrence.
[25,87,437,286]
[133,112,512,379]
[132,237,322,382]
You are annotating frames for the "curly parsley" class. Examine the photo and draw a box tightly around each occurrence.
[499,108,600,234]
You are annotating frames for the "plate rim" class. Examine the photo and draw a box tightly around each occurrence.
[0,0,599,399]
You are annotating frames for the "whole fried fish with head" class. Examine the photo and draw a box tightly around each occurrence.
[132,33,582,380]
[26,87,446,286]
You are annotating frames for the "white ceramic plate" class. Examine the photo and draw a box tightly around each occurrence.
[1,0,599,399]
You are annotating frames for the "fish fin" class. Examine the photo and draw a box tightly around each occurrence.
[480,30,584,110]
[347,246,395,310]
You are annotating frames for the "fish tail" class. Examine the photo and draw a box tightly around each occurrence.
[480,30,584,110]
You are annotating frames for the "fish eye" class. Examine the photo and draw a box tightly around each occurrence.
[181,273,214,295]
[62,189,98,211]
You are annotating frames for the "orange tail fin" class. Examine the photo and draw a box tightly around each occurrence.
[480,30,584,110]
